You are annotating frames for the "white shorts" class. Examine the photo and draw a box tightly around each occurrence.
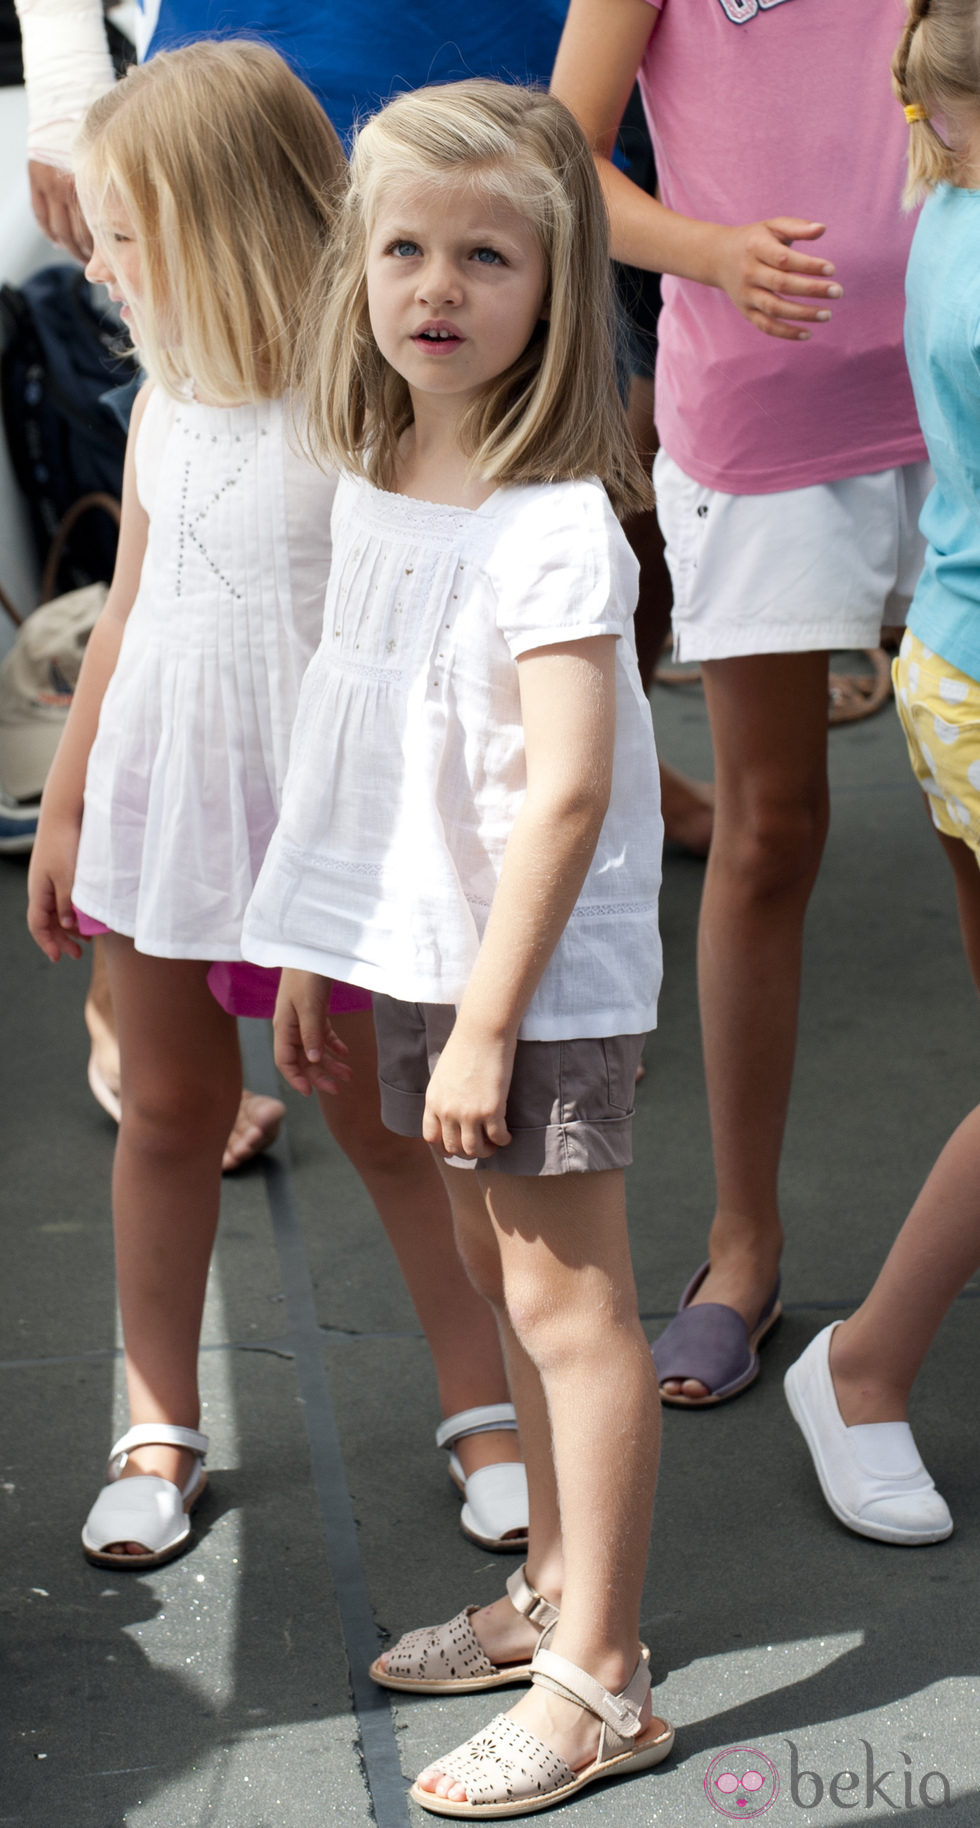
[653,449,931,663]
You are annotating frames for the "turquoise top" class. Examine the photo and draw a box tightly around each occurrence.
[905,183,980,680]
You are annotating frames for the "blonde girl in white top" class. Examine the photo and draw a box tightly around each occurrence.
[26,43,525,1573]
[244,80,673,1815]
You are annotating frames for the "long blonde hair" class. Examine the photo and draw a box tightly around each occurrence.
[299,79,652,518]
[75,41,345,402]
[893,0,980,203]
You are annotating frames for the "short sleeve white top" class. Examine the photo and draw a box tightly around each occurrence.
[242,473,664,1040]
[72,387,336,957]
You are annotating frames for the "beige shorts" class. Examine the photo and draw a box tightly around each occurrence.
[372,995,644,1176]
[894,630,980,862]
[653,449,930,663]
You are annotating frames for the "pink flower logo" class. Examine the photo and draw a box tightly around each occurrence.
[704,1748,780,1818]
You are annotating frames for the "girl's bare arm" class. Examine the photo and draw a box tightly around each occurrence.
[422,635,618,1161]
[551,0,843,340]
[27,383,152,959]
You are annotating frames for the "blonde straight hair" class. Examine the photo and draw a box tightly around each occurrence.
[75,41,345,403]
[893,0,980,203]
[299,79,653,519]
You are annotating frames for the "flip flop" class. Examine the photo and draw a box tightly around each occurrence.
[651,1262,781,1406]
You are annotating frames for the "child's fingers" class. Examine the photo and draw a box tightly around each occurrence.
[764,217,828,247]
[272,1005,314,1095]
[305,1044,354,1095]
[27,885,80,961]
[275,1044,313,1097]
[483,1111,512,1151]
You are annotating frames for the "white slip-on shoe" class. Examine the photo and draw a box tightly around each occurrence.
[784,1325,952,1545]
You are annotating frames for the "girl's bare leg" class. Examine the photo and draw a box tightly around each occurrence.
[85,934,284,1171]
[316,1014,519,1484]
[936,825,980,990]
[101,936,242,1551]
[418,1167,660,1799]
[625,373,714,856]
[830,1102,980,1422]
[662,652,830,1399]
[830,826,980,1422]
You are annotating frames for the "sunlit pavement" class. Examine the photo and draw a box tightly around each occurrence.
[3,667,978,1827]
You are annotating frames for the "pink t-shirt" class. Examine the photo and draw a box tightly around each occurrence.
[638,0,927,494]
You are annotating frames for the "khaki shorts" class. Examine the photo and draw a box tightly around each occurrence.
[373,996,645,1177]
[894,630,980,862]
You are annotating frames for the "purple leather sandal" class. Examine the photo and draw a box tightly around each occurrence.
[651,1262,781,1406]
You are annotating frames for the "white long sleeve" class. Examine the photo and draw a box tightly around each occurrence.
[15,0,115,170]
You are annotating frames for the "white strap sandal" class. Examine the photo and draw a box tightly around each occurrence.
[81,1424,209,1570]
[436,1404,529,1552]
[369,1564,558,1694]
[410,1642,674,1817]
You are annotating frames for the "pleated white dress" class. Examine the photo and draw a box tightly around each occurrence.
[243,472,664,1039]
[72,386,335,959]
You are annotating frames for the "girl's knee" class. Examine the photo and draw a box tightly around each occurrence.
[717,787,829,899]
[457,1232,506,1309]
[121,1076,235,1161]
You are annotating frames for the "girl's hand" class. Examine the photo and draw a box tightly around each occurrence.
[27,812,83,961]
[273,968,352,1096]
[711,218,842,340]
[422,1023,515,1161]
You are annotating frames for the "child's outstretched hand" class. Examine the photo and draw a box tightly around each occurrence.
[712,218,842,341]
[273,967,353,1096]
[422,1022,514,1161]
[27,814,84,961]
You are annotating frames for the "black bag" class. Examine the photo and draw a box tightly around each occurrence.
[0,266,134,594]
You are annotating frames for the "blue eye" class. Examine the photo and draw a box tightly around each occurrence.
[391,240,419,258]
[473,247,504,265]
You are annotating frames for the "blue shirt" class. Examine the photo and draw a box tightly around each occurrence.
[138,1,568,147]
[905,183,980,681]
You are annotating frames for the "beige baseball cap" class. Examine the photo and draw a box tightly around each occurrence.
[0,584,106,801]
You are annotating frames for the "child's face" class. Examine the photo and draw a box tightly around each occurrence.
[365,177,549,421]
[83,191,146,329]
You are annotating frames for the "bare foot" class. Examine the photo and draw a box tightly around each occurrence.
[659,1247,781,1402]
[376,1590,547,1680]
[416,1661,658,1803]
[660,762,714,857]
[221,1090,285,1173]
[105,1443,205,1558]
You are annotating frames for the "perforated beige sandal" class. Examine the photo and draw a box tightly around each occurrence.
[369,1565,558,1695]
[410,1643,674,1818]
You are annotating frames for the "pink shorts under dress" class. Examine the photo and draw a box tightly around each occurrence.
[73,907,372,1021]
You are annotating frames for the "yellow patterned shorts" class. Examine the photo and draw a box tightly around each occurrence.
[894,630,980,861]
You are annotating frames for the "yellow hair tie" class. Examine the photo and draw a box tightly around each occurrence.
[904,102,929,123]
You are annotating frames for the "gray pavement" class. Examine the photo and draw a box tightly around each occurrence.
[3,667,979,1827]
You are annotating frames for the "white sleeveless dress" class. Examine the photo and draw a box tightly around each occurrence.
[72,387,335,959]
